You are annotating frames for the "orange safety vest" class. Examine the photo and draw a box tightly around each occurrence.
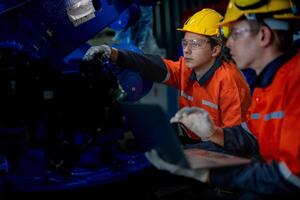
[163,57,251,140]
[247,52,300,176]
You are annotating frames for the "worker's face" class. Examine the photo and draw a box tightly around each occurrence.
[226,20,260,70]
[182,32,216,69]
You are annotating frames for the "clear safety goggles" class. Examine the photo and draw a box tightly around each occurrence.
[227,27,257,41]
[181,38,209,50]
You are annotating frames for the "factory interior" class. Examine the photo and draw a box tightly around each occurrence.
[0,0,299,199]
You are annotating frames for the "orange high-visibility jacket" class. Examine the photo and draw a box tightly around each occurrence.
[163,57,251,139]
[116,50,251,141]
[247,52,300,178]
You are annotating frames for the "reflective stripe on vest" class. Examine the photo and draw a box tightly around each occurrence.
[250,113,260,119]
[180,91,193,101]
[264,111,284,121]
[250,111,284,121]
[202,100,218,110]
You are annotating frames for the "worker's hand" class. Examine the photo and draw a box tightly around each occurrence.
[145,149,209,183]
[83,45,112,65]
[170,107,216,141]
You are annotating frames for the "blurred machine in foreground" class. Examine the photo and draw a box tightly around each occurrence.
[0,0,158,194]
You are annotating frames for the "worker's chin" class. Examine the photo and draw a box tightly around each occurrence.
[185,63,196,69]
[235,61,248,70]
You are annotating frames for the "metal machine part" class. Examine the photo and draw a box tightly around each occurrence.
[0,0,156,192]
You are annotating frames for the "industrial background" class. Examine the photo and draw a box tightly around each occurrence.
[0,0,298,198]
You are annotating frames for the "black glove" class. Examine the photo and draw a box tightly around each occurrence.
[83,45,112,65]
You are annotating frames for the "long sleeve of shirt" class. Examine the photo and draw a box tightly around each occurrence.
[116,50,168,82]
[222,124,258,158]
[210,160,299,195]
[209,125,299,195]
[184,125,258,158]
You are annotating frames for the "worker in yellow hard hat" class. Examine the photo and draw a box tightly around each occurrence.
[83,8,251,144]
[145,0,300,198]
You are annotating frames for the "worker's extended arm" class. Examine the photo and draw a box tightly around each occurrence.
[83,45,168,82]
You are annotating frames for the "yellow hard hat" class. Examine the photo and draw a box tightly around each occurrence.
[220,0,300,26]
[177,8,223,36]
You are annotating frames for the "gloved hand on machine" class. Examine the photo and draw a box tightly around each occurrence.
[83,45,115,65]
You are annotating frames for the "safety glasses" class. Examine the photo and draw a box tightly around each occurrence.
[181,39,209,50]
[227,27,258,41]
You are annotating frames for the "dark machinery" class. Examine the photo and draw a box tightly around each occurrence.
[0,0,156,193]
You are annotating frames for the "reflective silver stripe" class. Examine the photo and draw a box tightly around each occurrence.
[279,162,300,188]
[250,113,260,119]
[201,100,218,110]
[264,111,284,121]
[241,122,256,139]
[180,91,193,101]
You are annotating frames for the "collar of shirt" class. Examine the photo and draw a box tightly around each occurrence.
[254,51,296,88]
[189,58,222,86]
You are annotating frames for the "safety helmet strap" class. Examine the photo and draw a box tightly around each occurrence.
[245,13,290,30]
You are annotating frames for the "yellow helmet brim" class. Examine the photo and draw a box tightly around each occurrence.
[219,0,300,26]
